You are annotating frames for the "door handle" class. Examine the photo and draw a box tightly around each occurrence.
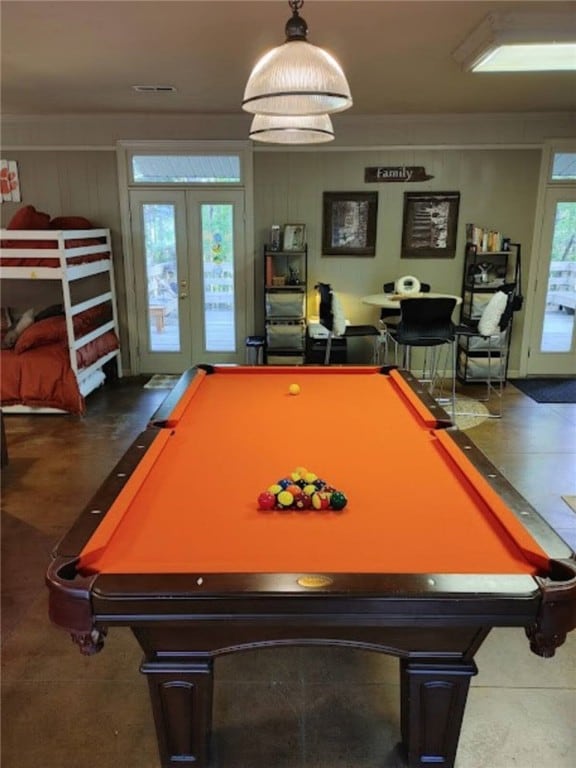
[179,293,188,299]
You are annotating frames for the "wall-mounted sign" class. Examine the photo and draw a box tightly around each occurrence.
[0,160,21,203]
[364,166,434,183]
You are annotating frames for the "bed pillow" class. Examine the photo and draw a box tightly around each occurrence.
[35,304,65,322]
[1,307,12,331]
[7,205,50,230]
[1,309,35,349]
[49,216,94,230]
[14,315,67,354]
[1,307,13,345]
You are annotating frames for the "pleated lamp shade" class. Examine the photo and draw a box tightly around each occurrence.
[243,41,352,116]
[242,1,352,117]
[249,113,334,144]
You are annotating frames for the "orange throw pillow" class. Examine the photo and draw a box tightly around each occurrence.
[14,316,67,354]
[7,205,50,230]
[49,216,94,230]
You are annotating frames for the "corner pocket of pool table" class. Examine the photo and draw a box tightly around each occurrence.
[46,556,106,656]
[528,556,576,658]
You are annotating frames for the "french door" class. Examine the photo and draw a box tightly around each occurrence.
[129,190,247,374]
[526,189,576,376]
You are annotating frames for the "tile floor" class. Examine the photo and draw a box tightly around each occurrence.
[1,376,575,768]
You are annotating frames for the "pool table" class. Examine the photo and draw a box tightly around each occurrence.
[47,365,576,768]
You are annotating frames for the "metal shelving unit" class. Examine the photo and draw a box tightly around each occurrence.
[263,245,307,364]
[457,242,520,383]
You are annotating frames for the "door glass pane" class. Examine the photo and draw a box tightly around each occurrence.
[540,202,576,352]
[201,204,236,352]
[143,204,180,352]
[132,155,241,184]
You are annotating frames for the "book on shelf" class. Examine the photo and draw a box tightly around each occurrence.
[466,224,506,252]
[265,254,273,286]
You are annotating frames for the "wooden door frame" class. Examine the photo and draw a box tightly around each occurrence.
[519,139,576,377]
[117,140,254,375]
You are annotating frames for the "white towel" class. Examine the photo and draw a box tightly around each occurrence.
[478,290,508,336]
[307,322,330,339]
[331,291,347,336]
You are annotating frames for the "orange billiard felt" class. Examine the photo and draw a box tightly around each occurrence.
[79,367,549,576]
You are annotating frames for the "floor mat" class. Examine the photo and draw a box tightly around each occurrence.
[143,374,181,390]
[509,378,576,403]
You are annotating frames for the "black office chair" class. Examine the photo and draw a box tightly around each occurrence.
[395,297,457,418]
[316,283,380,365]
[379,281,431,365]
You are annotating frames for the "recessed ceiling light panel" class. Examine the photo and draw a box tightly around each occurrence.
[475,43,576,72]
[453,12,576,73]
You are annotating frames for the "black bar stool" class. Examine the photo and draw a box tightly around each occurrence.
[395,297,457,419]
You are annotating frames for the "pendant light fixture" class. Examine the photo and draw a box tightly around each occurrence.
[242,0,352,116]
[249,113,334,144]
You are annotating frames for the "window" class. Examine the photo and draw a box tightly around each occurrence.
[131,154,241,184]
[551,153,576,181]
[201,204,236,352]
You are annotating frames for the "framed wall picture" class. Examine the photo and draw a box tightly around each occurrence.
[401,191,460,259]
[322,192,378,256]
[283,224,306,251]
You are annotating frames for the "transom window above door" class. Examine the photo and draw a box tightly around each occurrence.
[130,154,242,185]
[550,152,576,182]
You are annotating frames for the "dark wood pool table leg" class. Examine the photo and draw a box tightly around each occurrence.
[400,658,478,768]
[141,656,214,768]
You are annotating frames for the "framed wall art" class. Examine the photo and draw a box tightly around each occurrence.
[283,224,306,251]
[401,191,460,259]
[322,192,378,256]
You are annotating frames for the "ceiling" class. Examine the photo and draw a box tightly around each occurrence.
[2,0,575,118]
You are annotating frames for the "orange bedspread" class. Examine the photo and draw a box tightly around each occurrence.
[1,331,119,414]
[1,344,84,414]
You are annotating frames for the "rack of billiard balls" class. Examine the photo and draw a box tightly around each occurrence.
[257,467,347,513]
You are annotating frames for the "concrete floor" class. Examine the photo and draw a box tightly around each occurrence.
[1,376,575,768]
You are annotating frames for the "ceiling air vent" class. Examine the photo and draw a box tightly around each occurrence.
[132,85,177,93]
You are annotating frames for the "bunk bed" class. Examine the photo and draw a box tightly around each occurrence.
[1,222,122,414]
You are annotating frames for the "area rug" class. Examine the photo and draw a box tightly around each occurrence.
[562,496,576,514]
[453,396,491,431]
[509,378,576,404]
[143,374,180,390]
